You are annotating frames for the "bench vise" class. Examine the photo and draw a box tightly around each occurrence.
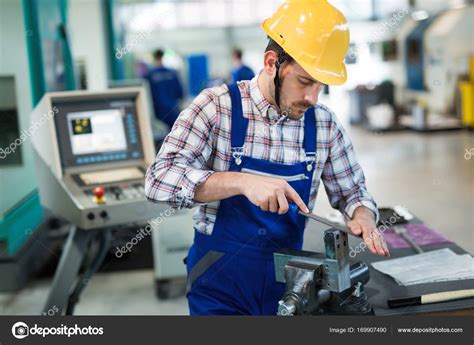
[274,228,373,316]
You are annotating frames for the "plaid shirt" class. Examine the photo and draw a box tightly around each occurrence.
[145,75,378,235]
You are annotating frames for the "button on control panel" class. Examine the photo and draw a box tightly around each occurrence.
[86,183,145,202]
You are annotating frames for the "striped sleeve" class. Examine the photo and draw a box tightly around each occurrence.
[321,110,379,222]
[145,90,217,209]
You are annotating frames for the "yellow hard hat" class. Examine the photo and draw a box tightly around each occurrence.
[262,0,350,85]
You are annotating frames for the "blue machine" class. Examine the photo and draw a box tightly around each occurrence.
[404,16,439,91]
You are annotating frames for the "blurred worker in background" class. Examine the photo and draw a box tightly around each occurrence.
[145,49,184,129]
[231,48,255,83]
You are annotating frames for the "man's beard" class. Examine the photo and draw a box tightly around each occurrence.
[282,101,314,119]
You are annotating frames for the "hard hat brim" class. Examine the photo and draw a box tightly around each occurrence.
[299,59,348,86]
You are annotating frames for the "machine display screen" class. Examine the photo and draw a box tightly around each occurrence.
[67,109,127,155]
[53,96,144,168]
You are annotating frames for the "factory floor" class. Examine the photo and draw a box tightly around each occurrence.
[1,110,473,316]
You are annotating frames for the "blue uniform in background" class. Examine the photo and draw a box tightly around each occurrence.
[231,64,255,83]
[145,66,184,129]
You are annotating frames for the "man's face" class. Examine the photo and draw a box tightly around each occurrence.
[232,54,240,66]
[277,62,325,120]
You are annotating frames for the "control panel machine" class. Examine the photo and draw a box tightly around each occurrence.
[31,88,163,229]
[31,88,193,314]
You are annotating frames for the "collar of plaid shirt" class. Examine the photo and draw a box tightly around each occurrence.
[248,73,299,125]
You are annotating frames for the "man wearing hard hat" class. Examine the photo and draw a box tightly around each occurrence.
[145,0,389,315]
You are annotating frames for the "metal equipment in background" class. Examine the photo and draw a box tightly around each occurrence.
[274,205,373,316]
[31,87,160,230]
[394,4,474,131]
[348,4,473,133]
[31,87,193,314]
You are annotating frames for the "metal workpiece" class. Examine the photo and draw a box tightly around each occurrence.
[323,230,351,292]
[324,230,349,260]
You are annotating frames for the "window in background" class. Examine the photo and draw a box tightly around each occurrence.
[331,0,374,21]
[116,0,283,32]
[373,0,410,19]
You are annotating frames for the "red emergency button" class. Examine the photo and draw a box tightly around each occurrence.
[93,187,106,204]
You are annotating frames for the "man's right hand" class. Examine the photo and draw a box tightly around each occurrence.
[239,173,309,214]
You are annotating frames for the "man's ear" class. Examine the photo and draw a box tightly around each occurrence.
[263,50,278,78]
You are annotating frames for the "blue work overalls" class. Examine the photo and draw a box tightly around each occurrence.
[186,83,316,315]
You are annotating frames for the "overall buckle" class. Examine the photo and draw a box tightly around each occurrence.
[305,152,317,172]
[231,147,245,166]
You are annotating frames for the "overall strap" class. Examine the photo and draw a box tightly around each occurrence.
[227,83,249,149]
[303,107,317,170]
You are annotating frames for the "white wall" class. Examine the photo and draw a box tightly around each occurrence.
[69,0,109,90]
[414,0,464,13]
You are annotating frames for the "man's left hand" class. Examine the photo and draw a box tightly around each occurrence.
[346,207,390,257]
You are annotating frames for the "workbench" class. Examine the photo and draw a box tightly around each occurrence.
[357,236,474,315]
[302,211,473,316]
